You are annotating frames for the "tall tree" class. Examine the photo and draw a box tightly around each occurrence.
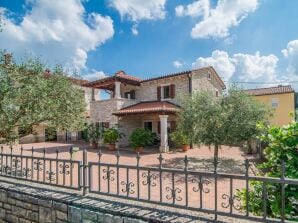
[0,52,86,143]
[177,87,271,163]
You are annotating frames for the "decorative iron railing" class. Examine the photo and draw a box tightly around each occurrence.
[0,146,297,222]
[0,146,81,190]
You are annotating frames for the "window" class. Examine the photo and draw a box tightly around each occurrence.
[124,92,131,99]
[100,122,110,129]
[215,90,219,97]
[144,122,153,132]
[163,85,170,99]
[271,98,279,108]
[207,72,211,80]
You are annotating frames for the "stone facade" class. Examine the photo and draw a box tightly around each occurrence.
[0,181,148,223]
[90,68,224,147]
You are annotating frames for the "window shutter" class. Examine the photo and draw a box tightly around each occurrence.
[170,84,175,99]
[157,86,161,101]
[170,121,176,132]
[157,122,161,134]
[130,90,135,99]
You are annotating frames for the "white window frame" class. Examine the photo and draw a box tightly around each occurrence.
[160,84,171,100]
[124,91,131,99]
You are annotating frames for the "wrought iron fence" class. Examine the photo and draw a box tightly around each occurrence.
[0,146,81,190]
[0,146,297,222]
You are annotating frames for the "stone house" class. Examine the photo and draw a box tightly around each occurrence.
[84,67,225,152]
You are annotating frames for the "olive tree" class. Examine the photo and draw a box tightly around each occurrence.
[0,52,86,143]
[177,87,271,163]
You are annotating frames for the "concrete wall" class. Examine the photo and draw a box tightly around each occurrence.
[253,92,295,126]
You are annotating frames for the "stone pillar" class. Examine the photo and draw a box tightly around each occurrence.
[114,81,121,99]
[159,115,169,153]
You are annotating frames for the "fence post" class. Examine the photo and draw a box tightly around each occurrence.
[281,160,286,223]
[82,148,88,196]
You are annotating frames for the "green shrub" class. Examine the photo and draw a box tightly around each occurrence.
[129,128,154,148]
[103,127,123,144]
[238,122,298,220]
[86,123,102,144]
[170,130,189,147]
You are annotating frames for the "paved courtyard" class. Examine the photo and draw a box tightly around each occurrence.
[0,141,259,217]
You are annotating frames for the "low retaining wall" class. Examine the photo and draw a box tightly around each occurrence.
[0,181,148,223]
[0,178,256,223]
[0,179,202,223]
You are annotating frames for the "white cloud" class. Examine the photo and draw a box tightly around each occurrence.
[131,24,139,35]
[109,0,166,35]
[83,70,107,81]
[173,60,185,69]
[175,0,209,18]
[176,0,259,39]
[0,0,114,71]
[109,0,166,22]
[192,50,279,84]
[282,39,298,77]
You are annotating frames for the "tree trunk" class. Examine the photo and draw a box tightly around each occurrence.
[247,139,253,154]
[214,143,219,164]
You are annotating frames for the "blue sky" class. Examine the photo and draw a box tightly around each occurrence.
[1,0,298,89]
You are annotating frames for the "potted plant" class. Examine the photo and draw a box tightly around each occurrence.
[86,123,102,149]
[103,127,123,151]
[170,130,190,152]
[129,128,154,153]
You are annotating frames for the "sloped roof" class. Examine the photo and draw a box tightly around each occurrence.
[83,67,226,89]
[113,101,180,116]
[141,66,226,89]
[244,85,294,96]
[83,71,141,88]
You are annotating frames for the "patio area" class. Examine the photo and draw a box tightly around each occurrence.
[0,141,263,220]
[0,141,258,173]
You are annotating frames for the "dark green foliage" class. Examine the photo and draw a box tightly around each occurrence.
[170,130,190,147]
[0,52,86,143]
[238,122,298,220]
[176,87,271,161]
[86,123,103,144]
[129,128,154,148]
[103,127,124,144]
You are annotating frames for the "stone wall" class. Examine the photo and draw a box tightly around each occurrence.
[191,69,223,96]
[0,181,148,223]
[19,124,46,144]
[90,99,139,125]
[138,75,189,104]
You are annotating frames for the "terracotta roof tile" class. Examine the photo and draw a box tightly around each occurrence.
[115,70,141,82]
[244,85,294,96]
[113,101,180,116]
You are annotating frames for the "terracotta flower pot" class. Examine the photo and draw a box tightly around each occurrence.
[135,147,144,153]
[91,142,98,150]
[181,144,190,152]
[108,144,116,151]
